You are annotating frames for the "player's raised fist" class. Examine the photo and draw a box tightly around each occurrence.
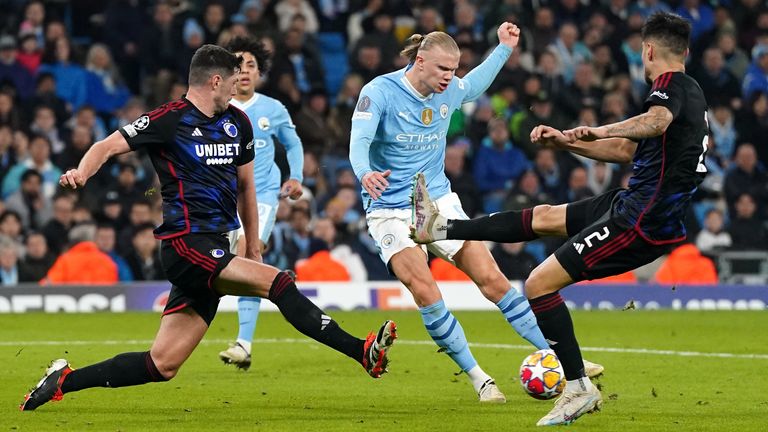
[280,178,304,200]
[497,22,521,49]
[59,169,86,190]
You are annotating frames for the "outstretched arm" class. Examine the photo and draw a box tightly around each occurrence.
[564,105,674,142]
[460,22,520,102]
[531,125,637,164]
[59,131,132,189]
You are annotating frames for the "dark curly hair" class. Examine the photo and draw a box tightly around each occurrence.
[226,36,272,75]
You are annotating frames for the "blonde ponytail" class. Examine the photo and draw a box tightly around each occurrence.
[400,32,458,64]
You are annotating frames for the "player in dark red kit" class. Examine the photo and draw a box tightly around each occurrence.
[411,13,707,425]
[21,45,396,411]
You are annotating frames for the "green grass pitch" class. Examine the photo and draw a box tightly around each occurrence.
[2,310,767,431]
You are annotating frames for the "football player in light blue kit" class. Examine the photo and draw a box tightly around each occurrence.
[219,36,304,370]
[350,24,602,401]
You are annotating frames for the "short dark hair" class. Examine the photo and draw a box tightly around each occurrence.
[226,36,271,74]
[641,12,691,56]
[188,44,241,86]
[21,168,42,183]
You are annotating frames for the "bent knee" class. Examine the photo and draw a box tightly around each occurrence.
[150,355,183,380]
[524,267,548,299]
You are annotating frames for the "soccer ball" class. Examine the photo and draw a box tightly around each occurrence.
[519,349,566,400]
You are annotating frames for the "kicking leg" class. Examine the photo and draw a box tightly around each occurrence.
[20,308,208,411]
[453,241,548,350]
[390,246,504,403]
[525,256,602,426]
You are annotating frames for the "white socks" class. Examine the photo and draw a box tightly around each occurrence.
[467,365,493,393]
[236,339,252,354]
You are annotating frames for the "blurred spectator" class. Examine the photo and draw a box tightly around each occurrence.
[742,44,768,100]
[102,0,145,94]
[530,7,557,56]
[547,23,591,84]
[676,0,714,44]
[326,74,363,157]
[39,36,89,111]
[560,62,605,119]
[491,242,538,281]
[42,222,118,284]
[18,231,54,282]
[232,0,277,37]
[124,222,163,281]
[735,93,768,164]
[695,208,732,253]
[622,32,646,102]
[717,32,749,80]
[489,48,529,95]
[29,104,66,155]
[68,105,107,142]
[41,194,74,255]
[592,44,628,86]
[586,161,618,196]
[0,124,16,181]
[533,147,566,202]
[350,42,388,84]
[565,166,594,201]
[293,89,335,154]
[504,170,553,211]
[357,12,399,71]
[630,0,672,19]
[24,73,68,128]
[0,234,20,285]
[84,43,131,116]
[301,150,328,197]
[654,243,718,284]
[444,143,480,218]
[536,50,566,97]
[202,1,229,45]
[5,168,51,231]
[56,124,92,171]
[723,143,767,217]
[271,28,325,98]
[2,134,61,199]
[728,193,768,250]
[514,91,568,159]
[117,199,153,256]
[473,118,530,214]
[708,105,737,160]
[295,237,350,281]
[0,91,23,131]
[18,0,45,47]
[139,1,181,107]
[0,34,34,100]
[447,2,485,52]
[275,0,319,34]
[17,33,42,76]
[0,210,24,245]
[693,47,742,109]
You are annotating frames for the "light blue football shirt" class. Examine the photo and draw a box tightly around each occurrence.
[349,44,513,212]
[230,93,303,206]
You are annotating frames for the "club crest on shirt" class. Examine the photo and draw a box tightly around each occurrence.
[257,116,270,131]
[223,121,238,137]
[421,108,433,125]
[381,234,395,249]
[210,249,225,258]
[357,95,371,112]
[439,104,448,119]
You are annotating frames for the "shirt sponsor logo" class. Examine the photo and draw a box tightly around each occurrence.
[257,116,270,131]
[651,91,669,100]
[395,130,446,143]
[223,121,238,137]
[195,143,241,165]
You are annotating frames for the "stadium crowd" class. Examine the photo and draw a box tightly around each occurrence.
[0,0,766,285]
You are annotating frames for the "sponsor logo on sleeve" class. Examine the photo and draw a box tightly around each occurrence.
[352,111,373,120]
[651,91,669,100]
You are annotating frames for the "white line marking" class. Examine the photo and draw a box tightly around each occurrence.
[2,339,767,360]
